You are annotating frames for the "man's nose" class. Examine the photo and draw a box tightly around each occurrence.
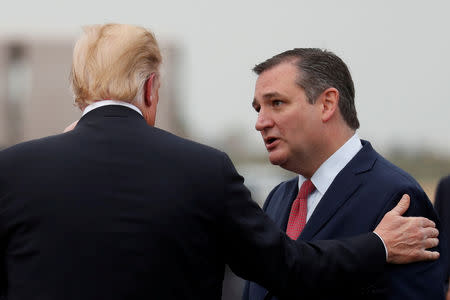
[255,110,274,132]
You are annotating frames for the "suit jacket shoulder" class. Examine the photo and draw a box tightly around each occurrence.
[262,177,297,211]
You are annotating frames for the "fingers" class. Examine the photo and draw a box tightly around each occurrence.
[63,120,79,133]
[424,237,439,249]
[422,227,439,239]
[422,250,440,261]
[390,194,410,216]
[420,217,436,229]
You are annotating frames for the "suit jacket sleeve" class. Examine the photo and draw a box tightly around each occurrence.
[241,184,282,300]
[219,153,386,299]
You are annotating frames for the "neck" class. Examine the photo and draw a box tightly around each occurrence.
[293,126,355,178]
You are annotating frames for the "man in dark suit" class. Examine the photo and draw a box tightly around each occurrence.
[243,49,448,300]
[436,175,450,254]
[0,25,441,300]
[435,175,450,299]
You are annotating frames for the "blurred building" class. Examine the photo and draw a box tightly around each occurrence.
[0,35,185,149]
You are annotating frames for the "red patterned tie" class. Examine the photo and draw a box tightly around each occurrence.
[286,179,315,240]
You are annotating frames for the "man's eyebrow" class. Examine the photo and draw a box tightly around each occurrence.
[253,92,284,107]
[262,92,284,99]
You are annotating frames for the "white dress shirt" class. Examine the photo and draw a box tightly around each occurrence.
[299,133,362,221]
[82,100,143,117]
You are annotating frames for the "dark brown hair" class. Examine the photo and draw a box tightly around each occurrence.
[253,48,359,129]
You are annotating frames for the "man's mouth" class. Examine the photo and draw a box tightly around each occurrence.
[264,137,279,150]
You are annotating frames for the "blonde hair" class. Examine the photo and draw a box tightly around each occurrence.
[71,24,162,109]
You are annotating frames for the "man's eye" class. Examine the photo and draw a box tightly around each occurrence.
[253,106,261,113]
[273,100,283,107]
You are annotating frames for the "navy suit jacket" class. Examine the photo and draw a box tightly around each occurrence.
[243,140,448,300]
[0,106,387,300]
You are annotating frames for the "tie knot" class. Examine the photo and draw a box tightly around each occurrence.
[298,179,315,199]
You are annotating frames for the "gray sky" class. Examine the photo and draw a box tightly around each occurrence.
[2,0,450,156]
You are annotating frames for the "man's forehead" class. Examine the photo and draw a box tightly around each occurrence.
[256,62,298,86]
[254,91,284,101]
[254,63,299,99]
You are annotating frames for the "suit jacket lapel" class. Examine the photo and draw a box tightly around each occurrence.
[299,141,378,241]
[278,178,299,231]
[265,177,299,231]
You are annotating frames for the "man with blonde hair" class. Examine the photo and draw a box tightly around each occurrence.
[0,24,441,299]
[72,23,162,119]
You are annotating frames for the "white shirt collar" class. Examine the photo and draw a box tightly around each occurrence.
[82,100,143,117]
[298,133,362,194]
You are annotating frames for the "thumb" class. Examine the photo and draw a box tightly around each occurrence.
[390,194,410,216]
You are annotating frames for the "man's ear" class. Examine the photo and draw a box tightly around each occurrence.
[320,87,339,122]
[144,73,157,107]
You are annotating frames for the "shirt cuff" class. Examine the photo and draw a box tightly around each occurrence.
[373,231,388,261]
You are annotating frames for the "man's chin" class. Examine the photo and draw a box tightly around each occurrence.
[268,153,286,166]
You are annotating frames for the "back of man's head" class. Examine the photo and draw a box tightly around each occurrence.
[71,24,162,110]
[253,48,359,130]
